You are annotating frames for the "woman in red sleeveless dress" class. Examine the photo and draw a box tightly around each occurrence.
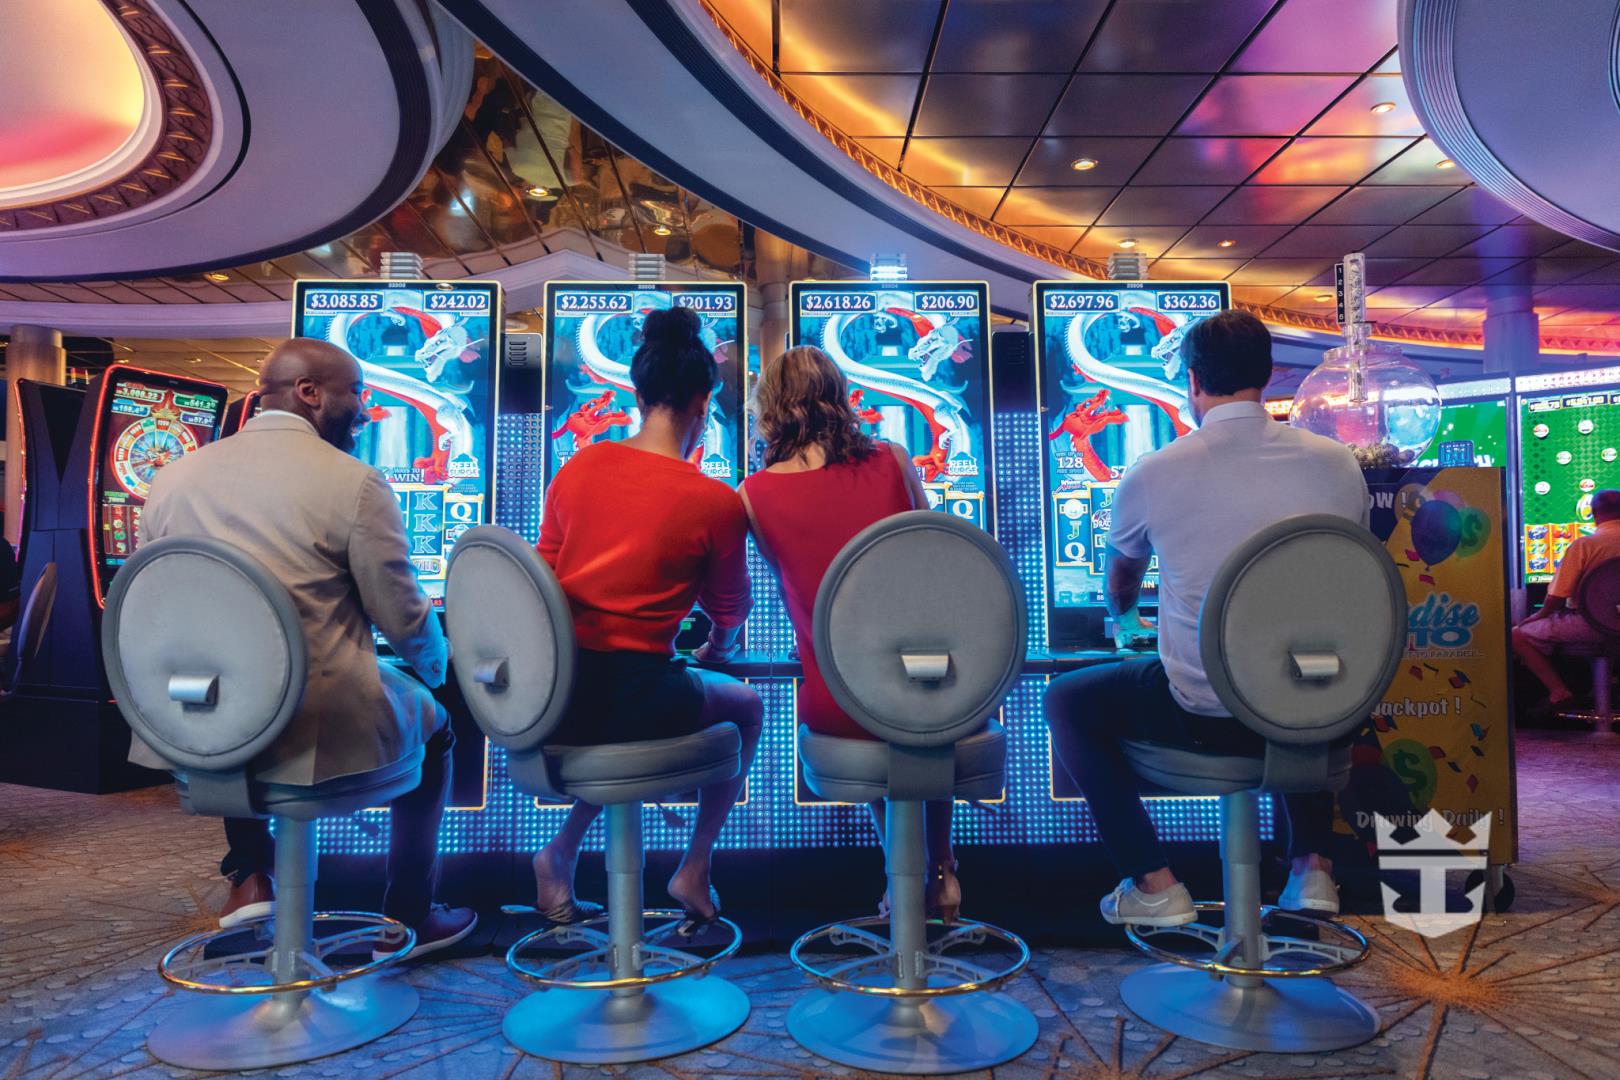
[740,345,963,919]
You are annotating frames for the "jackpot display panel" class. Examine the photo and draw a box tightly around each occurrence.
[1518,390,1620,583]
[543,281,746,487]
[1033,280,1230,647]
[90,368,228,603]
[293,279,501,604]
[1417,400,1507,468]
[790,280,993,529]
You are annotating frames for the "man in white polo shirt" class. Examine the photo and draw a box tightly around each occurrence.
[1044,311,1369,927]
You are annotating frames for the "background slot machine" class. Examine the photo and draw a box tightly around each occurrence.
[543,280,747,652]
[221,388,262,436]
[789,280,993,530]
[1516,386,1620,588]
[292,279,502,607]
[1033,280,1230,649]
[1417,377,1511,469]
[0,366,227,793]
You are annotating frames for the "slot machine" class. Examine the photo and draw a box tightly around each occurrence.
[543,280,747,651]
[789,280,994,531]
[1417,377,1510,470]
[1032,280,1230,650]
[221,388,262,436]
[0,366,227,792]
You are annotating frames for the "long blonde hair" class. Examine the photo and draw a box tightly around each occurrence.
[752,346,876,467]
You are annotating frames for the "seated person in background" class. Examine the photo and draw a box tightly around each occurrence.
[740,346,965,920]
[1043,312,1369,927]
[531,306,762,931]
[1512,488,1620,712]
[134,338,475,955]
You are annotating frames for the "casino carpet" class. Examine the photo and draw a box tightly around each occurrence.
[4,730,1620,1079]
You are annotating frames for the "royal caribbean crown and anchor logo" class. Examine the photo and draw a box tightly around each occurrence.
[1375,809,1491,938]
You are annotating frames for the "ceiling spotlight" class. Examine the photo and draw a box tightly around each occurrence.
[204,271,230,283]
[524,185,549,198]
[1217,239,1236,248]
[1436,157,1457,169]
[1117,237,1138,249]
[652,225,672,236]
[1369,101,1398,115]
[1314,293,1334,302]
[1070,157,1099,172]
[188,356,204,364]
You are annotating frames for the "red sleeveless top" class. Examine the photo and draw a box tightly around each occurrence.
[741,445,914,739]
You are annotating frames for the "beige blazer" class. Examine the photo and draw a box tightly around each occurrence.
[129,411,448,784]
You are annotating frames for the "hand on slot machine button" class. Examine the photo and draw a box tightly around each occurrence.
[694,637,741,666]
[1112,609,1157,652]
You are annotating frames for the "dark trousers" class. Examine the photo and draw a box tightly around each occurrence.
[1044,657,1336,881]
[220,725,455,926]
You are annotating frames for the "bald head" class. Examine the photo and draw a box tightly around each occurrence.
[1595,489,1620,524]
[259,337,366,451]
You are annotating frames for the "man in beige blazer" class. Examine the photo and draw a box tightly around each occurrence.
[135,338,475,956]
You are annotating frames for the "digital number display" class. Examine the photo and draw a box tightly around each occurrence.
[554,291,634,313]
[426,290,489,312]
[800,291,876,313]
[915,291,979,313]
[303,290,385,312]
[1034,280,1230,644]
[675,292,737,314]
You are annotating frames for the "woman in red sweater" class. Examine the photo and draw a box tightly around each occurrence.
[740,345,964,920]
[533,306,762,931]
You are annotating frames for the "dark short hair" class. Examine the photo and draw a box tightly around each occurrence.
[1180,310,1273,396]
[631,306,716,413]
[1594,489,1620,521]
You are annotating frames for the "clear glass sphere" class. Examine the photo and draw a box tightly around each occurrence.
[1289,343,1441,466]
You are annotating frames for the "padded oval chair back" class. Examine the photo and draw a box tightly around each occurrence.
[102,537,306,775]
[1576,557,1620,637]
[1200,513,1406,750]
[2,561,56,694]
[813,511,1026,748]
[445,525,576,791]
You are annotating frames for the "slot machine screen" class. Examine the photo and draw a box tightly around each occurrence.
[544,281,746,486]
[1033,280,1230,647]
[293,279,501,605]
[1416,400,1507,468]
[789,280,992,530]
[92,369,228,601]
[1518,390,1620,583]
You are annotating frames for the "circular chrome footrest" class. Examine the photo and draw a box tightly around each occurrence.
[507,908,742,991]
[790,915,1030,998]
[160,911,415,995]
[1124,902,1370,978]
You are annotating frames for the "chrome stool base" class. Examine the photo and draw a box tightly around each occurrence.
[787,988,1037,1074]
[148,976,418,1070]
[503,977,749,1064]
[1121,963,1378,1053]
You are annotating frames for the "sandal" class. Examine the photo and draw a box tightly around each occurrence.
[673,884,723,937]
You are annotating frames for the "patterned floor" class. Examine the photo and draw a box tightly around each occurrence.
[3,730,1619,1079]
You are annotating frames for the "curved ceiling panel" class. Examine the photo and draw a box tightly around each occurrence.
[1402,0,1620,250]
[0,0,472,280]
[0,0,161,209]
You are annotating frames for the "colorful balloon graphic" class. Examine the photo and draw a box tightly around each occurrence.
[1454,506,1491,559]
[1411,497,1462,566]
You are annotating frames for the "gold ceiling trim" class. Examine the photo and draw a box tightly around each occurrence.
[0,0,212,232]
[697,2,1614,356]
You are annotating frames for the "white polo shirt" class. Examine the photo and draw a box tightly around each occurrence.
[1108,400,1370,715]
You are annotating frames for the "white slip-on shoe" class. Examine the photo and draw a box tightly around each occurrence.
[1278,867,1340,915]
[1099,877,1197,927]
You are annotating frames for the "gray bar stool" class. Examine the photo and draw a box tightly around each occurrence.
[101,537,420,1071]
[2,561,56,696]
[444,525,748,1064]
[1118,514,1405,1053]
[786,511,1037,1075]
[1555,557,1620,727]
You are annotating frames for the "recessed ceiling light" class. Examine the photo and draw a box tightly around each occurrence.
[1370,101,1398,115]
[1117,237,1138,249]
[525,185,549,198]
[1070,157,1098,172]
[652,225,672,236]
[204,271,230,283]
[188,356,204,364]
[1436,158,1457,169]
[1217,239,1236,248]
[1314,293,1334,302]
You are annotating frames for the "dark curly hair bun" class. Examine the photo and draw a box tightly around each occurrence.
[633,305,717,412]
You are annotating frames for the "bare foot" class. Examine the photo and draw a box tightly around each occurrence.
[667,862,719,920]
[532,847,578,912]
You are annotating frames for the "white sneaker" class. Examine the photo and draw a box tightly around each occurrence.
[1099,877,1196,927]
[1278,867,1339,915]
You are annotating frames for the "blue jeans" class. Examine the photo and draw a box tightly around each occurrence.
[1044,657,1335,881]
